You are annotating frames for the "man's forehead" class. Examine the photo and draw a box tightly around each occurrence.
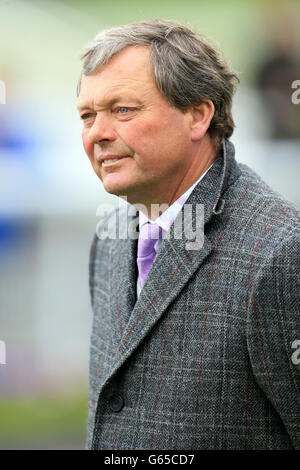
[77,89,143,111]
[86,45,149,79]
[77,76,148,110]
[77,47,154,110]
[101,44,151,72]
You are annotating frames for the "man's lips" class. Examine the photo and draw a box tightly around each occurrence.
[98,154,130,164]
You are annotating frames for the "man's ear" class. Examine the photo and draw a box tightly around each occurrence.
[190,100,215,142]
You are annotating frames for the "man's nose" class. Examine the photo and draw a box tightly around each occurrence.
[87,113,117,143]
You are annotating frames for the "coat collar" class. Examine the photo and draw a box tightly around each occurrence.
[105,139,241,378]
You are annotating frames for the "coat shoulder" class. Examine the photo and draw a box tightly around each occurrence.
[223,161,300,242]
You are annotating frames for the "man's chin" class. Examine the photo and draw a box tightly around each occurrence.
[102,181,130,197]
[102,181,146,206]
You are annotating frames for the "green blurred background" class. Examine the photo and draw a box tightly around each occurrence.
[0,0,299,449]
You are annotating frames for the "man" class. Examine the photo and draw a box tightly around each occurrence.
[77,19,300,450]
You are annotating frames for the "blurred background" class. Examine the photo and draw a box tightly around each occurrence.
[0,0,299,450]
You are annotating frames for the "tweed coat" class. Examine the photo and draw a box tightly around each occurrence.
[86,139,300,450]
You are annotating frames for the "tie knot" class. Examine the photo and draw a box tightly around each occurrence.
[139,222,162,240]
[137,222,162,257]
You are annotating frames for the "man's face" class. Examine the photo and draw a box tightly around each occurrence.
[77,46,196,207]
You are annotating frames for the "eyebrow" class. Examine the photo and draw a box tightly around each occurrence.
[77,94,142,112]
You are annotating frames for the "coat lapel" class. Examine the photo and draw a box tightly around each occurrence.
[106,139,241,379]
[107,205,139,353]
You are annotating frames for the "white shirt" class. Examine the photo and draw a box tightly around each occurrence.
[136,164,213,297]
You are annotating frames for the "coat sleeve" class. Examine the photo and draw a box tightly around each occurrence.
[247,234,300,449]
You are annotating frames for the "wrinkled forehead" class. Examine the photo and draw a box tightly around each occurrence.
[78,45,153,96]
[77,46,159,109]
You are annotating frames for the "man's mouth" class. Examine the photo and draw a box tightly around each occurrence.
[100,155,129,166]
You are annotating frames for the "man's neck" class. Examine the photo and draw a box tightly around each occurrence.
[166,135,217,208]
[137,136,217,220]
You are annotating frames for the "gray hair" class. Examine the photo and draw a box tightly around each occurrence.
[78,19,240,151]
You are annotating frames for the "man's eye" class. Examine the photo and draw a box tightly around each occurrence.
[117,107,130,114]
[81,113,93,120]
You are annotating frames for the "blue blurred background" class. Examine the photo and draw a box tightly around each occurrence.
[0,0,299,449]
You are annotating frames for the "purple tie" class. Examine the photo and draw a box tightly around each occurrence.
[137,222,162,290]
